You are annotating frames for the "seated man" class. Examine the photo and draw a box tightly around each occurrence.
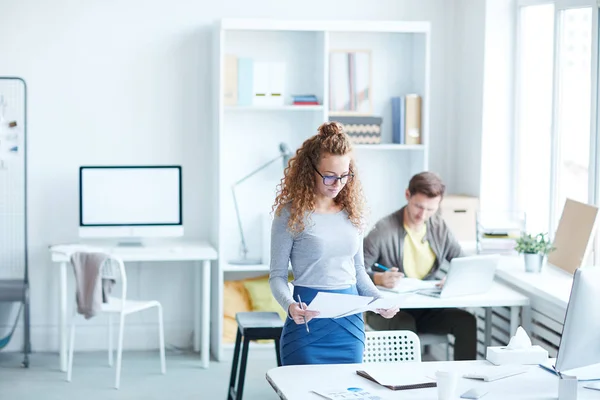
[363,171,477,360]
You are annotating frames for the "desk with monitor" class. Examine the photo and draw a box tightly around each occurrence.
[49,165,218,371]
[49,241,217,372]
[268,263,600,399]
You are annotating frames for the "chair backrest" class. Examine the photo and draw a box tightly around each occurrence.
[100,255,127,303]
[363,330,422,363]
[69,251,128,306]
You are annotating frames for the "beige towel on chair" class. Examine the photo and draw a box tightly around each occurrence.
[70,252,115,319]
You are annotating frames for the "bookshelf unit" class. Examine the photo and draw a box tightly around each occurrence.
[211,18,431,360]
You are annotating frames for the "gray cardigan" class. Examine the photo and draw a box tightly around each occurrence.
[363,206,464,281]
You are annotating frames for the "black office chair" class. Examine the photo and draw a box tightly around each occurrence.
[227,312,283,400]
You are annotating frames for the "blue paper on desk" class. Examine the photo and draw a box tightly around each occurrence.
[312,387,384,399]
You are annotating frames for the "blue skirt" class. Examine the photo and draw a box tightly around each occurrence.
[280,285,365,366]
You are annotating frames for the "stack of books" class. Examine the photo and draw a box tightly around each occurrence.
[476,212,525,255]
[291,94,319,105]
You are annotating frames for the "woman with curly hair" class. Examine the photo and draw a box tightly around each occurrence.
[269,121,399,365]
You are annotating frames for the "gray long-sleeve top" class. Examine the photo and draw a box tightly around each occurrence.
[269,205,381,312]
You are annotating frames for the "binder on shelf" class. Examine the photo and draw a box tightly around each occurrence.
[223,55,238,106]
[269,62,285,106]
[391,96,405,144]
[252,62,286,106]
[237,58,254,106]
[252,61,270,106]
[405,94,422,145]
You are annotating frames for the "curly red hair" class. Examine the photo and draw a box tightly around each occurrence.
[272,122,367,234]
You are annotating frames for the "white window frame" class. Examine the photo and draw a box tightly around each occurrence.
[515,0,599,263]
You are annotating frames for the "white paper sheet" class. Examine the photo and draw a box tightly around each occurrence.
[334,296,407,319]
[378,278,441,294]
[312,388,384,400]
[306,292,374,319]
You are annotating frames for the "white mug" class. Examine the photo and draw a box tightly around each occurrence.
[436,370,459,400]
[558,375,578,400]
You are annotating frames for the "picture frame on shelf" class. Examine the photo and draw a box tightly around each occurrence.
[328,49,373,115]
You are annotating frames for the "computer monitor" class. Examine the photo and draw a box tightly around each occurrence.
[555,266,600,372]
[79,166,183,245]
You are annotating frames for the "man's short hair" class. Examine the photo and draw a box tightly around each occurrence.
[408,172,445,198]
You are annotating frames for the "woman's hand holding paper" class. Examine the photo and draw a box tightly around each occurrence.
[288,302,320,324]
[376,306,400,319]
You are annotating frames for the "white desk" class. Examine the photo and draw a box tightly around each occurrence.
[381,281,530,346]
[266,361,600,399]
[49,240,218,372]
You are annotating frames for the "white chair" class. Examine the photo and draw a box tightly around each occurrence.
[364,319,451,361]
[66,254,166,389]
[363,330,422,363]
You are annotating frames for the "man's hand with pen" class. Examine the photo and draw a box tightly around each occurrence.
[288,297,320,331]
[372,262,404,288]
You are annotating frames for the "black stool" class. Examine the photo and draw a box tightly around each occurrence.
[227,312,284,400]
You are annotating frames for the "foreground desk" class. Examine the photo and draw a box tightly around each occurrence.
[49,241,218,372]
[381,281,530,347]
[267,361,599,399]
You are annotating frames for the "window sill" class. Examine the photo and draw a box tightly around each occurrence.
[496,256,573,311]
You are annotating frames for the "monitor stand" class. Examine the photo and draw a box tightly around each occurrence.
[116,238,145,247]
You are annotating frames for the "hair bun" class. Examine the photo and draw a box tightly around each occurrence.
[318,122,343,137]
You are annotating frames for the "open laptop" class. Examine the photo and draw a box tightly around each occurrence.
[416,254,500,298]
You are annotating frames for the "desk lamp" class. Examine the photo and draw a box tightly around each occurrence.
[230,143,293,265]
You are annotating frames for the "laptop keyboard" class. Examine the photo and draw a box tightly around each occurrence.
[416,289,442,298]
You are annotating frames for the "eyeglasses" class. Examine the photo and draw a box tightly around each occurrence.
[312,164,354,186]
[408,199,439,213]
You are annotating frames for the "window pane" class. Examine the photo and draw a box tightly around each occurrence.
[555,7,592,220]
[517,4,554,234]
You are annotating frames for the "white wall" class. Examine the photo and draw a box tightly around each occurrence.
[451,0,516,213]
[0,0,462,352]
[451,0,486,197]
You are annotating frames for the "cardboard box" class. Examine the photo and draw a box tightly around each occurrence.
[439,195,479,241]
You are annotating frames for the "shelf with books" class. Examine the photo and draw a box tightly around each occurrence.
[225,105,324,111]
[222,263,270,272]
[222,30,325,108]
[213,18,431,363]
[354,144,425,150]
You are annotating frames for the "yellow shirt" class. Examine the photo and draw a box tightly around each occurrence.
[403,223,436,279]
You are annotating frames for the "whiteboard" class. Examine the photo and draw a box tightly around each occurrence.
[0,78,26,280]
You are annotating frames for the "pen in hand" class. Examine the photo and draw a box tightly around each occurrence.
[374,262,389,271]
[297,294,310,333]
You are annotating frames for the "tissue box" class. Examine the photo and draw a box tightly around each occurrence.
[486,345,549,365]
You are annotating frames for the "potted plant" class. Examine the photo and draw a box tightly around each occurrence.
[514,233,555,272]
